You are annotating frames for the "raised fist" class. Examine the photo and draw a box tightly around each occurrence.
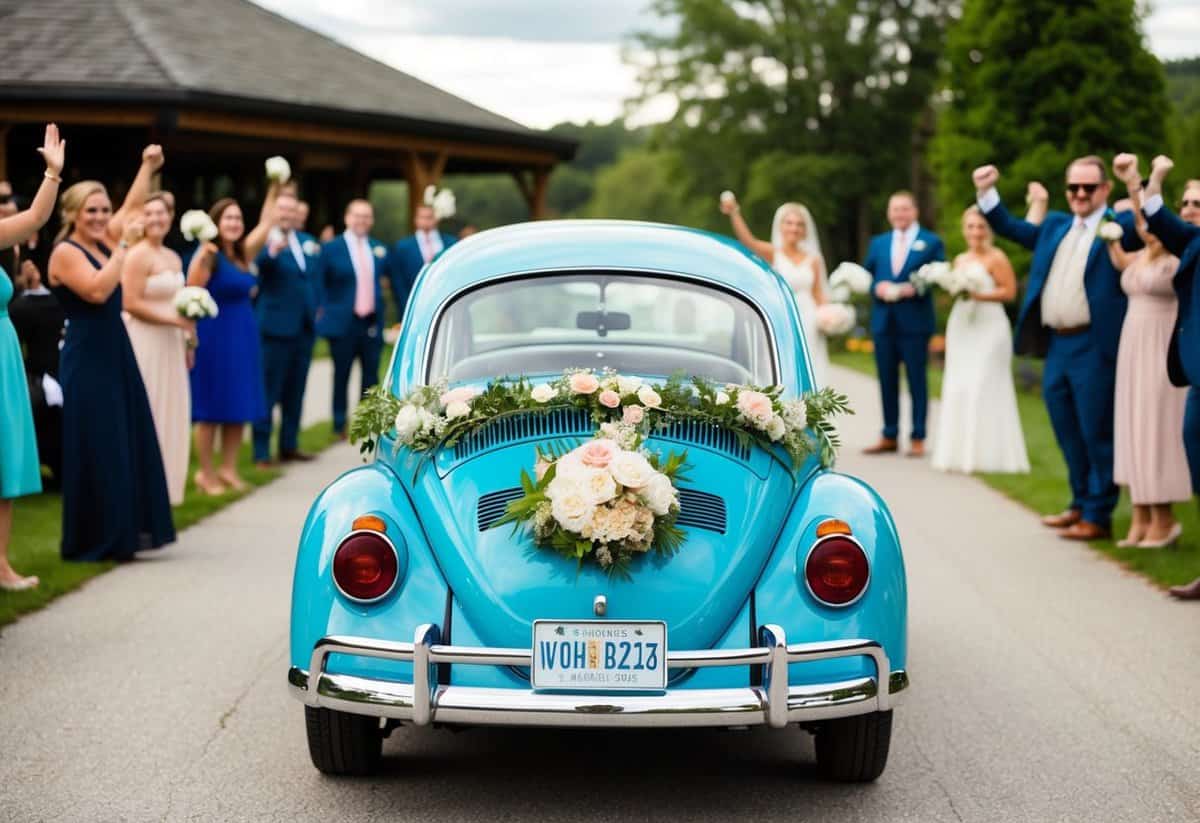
[972,165,999,192]
[1150,155,1174,180]
[142,144,165,171]
[1112,153,1139,184]
[1025,181,1048,204]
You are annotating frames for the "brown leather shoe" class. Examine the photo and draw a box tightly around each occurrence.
[1058,521,1110,541]
[1041,509,1082,529]
[862,438,899,455]
[906,439,925,458]
[280,449,317,462]
[1168,577,1200,600]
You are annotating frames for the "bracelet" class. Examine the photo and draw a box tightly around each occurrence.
[44,170,62,183]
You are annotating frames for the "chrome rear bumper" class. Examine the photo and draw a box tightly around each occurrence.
[288,623,908,729]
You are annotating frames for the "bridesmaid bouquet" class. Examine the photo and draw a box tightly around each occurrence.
[180,210,218,243]
[912,261,990,297]
[423,185,456,220]
[175,286,219,320]
[265,155,292,184]
[815,303,857,336]
[828,262,873,302]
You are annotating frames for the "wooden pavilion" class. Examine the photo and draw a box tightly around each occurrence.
[0,0,575,236]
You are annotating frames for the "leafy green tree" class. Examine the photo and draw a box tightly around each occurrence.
[929,0,1169,246]
[631,0,955,262]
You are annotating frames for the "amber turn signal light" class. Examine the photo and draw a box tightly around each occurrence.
[352,515,387,533]
[816,519,852,538]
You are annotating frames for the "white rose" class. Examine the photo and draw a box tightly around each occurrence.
[715,391,730,405]
[531,383,558,403]
[1098,221,1124,242]
[616,375,642,395]
[766,415,786,442]
[636,385,663,409]
[445,400,471,420]
[549,484,596,533]
[609,450,655,489]
[264,155,291,183]
[578,467,618,505]
[781,398,807,428]
[642,472,677,516]
[417,407,439,434]
[394,404,421,440]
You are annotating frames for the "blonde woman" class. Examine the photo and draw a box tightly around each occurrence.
[123,191,192,505]
[931,206,1029,474]
[47,145,175,562]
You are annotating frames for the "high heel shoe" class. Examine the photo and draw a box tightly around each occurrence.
[1117,532,1147,548]
[0,574,39,592]
[193,470,226,497]
[1138,522,1182,549]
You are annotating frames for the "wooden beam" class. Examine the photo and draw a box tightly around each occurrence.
[0,124,10,180]
[0,104,157,128]
[512,168,551,218]
[402,150,452,228]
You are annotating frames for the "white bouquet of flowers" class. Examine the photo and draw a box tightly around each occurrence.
[265,155,292,183]
[179,210,218,243]
[174,286,218,320]
[828,262,873,302]
[1099,221,1124,242]
[423,185,456,221]
[912,261,991,297]
[815,302,857,336]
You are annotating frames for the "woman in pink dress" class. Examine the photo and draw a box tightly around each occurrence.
[1104,204,1190,548]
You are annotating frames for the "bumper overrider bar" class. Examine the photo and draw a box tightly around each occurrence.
[288,624,909,729]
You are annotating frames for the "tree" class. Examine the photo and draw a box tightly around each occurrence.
[631,0,955,262]
[929,0,1169,246]
[585,148,693,223]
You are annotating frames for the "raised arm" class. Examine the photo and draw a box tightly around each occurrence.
[243,180,281,260]
[186,241,220,289]
[50,219,143,304]
[1136,155,1200,256]
[1024,181,1049,226]
[972,164,1042,250]
[0,124,64,249]
[719,193,775,261]
[108,145,163,245]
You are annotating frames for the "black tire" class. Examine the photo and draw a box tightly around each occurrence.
[305,706,383,776]
[813,710,893,782]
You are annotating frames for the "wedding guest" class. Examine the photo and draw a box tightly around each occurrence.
[48,144,176,562]
[973,157,1139,541]
[252,190,318,468]
[389,202,455,319]
[931,206,1029,474]
[188,181,279,494]
[458,223,479,239]
[9,258,65,488]
[719,193,829,383]
[314,199,389,439]
[296,199,310,232]
[123,192,192,505]
[862,191,945,457]
[0,125,63,589]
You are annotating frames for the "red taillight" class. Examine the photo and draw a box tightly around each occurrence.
[805,536,869,606]
[332,532,398,602]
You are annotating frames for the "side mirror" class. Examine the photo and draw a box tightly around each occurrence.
[576,310,631,337]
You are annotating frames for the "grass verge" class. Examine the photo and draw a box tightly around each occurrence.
[0,421,338,629]
[831,349,1199,589]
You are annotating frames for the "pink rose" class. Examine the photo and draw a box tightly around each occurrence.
[623,404,644,424]
[736,389,774,426]
[440,386,478,407]
[577,438,618,469]
[568,372,599,395]
[598,389,621,408]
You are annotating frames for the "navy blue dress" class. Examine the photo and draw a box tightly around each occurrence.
[190,251,267,423]
[53,240,175,561]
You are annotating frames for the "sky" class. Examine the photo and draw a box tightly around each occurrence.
[254,0,1200,130]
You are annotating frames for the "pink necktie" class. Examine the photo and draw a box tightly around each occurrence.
[891,235,906,276]
[353,236,374,317]
[420,231,434,263]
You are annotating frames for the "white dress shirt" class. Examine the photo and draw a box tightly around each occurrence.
[890,223,920,276]
[1143,193,1164,216]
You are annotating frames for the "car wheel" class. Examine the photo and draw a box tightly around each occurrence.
[813,710,893,782]
[304,706,383,775]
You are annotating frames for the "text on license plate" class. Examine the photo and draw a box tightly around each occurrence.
[531,620,668,691]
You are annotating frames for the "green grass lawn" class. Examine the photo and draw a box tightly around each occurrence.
[0,421,337,629]
[831,349,1200,590]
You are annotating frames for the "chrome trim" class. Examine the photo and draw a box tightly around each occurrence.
[291,625,906,729]
[801,533,872,609]
[415,266,783,391]
[330,529,402,605]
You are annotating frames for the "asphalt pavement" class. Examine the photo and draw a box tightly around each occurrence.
[1,364,1198,823]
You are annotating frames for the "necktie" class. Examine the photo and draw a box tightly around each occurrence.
[353,236,374,317]
[419,232,433,264]
[891,233,907,276]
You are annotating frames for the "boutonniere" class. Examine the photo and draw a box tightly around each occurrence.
[1098,217,1124,242]
[912,239,927,252]
[302,240,320,256]
[248,262,259,277]
[373,245,386,259]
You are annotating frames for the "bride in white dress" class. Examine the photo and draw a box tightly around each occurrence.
[931,206,1029,474]
[720,195,830,384]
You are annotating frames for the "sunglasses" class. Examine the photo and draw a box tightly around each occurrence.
[1066,183,1100,196]
[1181,199,1200,209]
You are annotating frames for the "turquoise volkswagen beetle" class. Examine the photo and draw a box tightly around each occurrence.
[288,220,908,781]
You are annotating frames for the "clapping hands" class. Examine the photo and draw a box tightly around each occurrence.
[37,123,65,177]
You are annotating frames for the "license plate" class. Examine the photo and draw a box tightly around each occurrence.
[531,620,668,691]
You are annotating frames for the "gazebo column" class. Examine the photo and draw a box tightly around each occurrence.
[402,150,448,227]
[512,167,550,219]
[0,124,12,180]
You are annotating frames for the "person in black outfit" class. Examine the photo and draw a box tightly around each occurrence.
[8,259,66,487]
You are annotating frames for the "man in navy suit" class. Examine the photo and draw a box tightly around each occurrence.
[861,191,945,458]
[314,199,389,439]
[253,191,318,468]
[1126,155,1200,597]
[973,157,1140,541]
[388,202,455,320]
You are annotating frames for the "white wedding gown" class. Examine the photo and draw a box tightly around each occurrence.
[774,254,829,385]
[931,272,1030,474]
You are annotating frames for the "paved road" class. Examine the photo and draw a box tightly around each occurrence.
[2,365,1199,822]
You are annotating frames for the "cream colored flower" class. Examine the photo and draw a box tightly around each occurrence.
[599,389,621,409]
[568,372,600,395]
[394,404,421,440]
[766,415,786,441]
[781,398,808,428]
[610,450,655,489]
[642,472,677,516]
[440,386,478,407]
[579,467,618,505]
[264,155,291,183]
[715,391,730,405]
[736,389,774,426]
[623,404,644,425]
[616,375,642,395]
[445,400,471,420]
[636,385,663,409]
[531,383,558,403]
[551,488,595,533]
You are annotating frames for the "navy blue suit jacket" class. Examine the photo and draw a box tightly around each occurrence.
[983,203,1139,361]
[314,233,388,339]
[1145,206,1200,387]
[863,227,945,336]
[254,231,318,339]
[388,231,456,320]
